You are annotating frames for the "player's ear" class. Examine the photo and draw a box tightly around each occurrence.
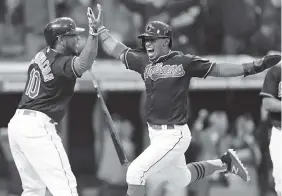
[57,36,66,47]
[164,38,170,47]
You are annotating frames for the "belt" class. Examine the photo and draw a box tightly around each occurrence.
[21,110,56,124]
[148,123,175,130]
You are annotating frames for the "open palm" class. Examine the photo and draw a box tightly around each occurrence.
[87,4,104,32]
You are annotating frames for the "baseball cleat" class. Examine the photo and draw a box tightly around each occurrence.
[220,149,250,182]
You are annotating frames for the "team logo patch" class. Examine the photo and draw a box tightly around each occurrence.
[278,81,281,98]
[144,63,185,81]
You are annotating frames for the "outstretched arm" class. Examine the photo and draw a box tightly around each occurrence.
[98,29,129,63]
[208,55,281,77]
[98,30,146,74]
[208,63,245,77]
[75,35,98,76]
[72,8,99,77]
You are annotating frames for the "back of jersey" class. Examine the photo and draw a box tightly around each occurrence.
[18,47,79,122]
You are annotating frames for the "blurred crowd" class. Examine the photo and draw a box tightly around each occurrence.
[0,0,280,60]
[0,93,276,196]
[185,108,274,196]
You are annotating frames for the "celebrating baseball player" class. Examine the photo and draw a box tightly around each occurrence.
[260,63,281,196]
[7,6,101,196]
[90,5,281,196]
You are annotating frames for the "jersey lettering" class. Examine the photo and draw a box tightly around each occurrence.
[144,63,185,81]
[18,48,78,122]
[31,51,54,82]
[25,68,41,98]
[125,49,213,125]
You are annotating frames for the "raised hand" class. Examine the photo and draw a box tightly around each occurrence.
[87,4,104,36]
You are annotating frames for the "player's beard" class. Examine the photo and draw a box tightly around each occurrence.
[65,44,79,56]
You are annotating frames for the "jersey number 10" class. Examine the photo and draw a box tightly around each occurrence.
[25,68,41,98]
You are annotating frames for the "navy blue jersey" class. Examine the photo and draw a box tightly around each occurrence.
[18,47,81,122]
[124,49,215,125]
[260,65,281,128]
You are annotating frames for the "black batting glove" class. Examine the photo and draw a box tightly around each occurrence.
[243,54,281,77]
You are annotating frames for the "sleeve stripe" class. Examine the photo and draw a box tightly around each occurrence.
[259,92,276,98]
[71,56,79,78]
[203,62,216,78]
[124,48,130,69]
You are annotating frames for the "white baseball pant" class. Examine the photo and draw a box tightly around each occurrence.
[126,124,192,189]
[8,109,78,196]
[269,126,282,196]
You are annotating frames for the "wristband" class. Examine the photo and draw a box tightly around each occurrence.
[242,62,256,77]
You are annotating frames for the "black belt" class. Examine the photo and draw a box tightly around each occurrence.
[148,123,175,130]
[22,110,56,124]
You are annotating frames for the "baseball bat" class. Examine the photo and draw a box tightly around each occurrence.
[88,70,129,165]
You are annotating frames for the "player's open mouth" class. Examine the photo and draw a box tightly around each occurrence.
[146,47,155,57]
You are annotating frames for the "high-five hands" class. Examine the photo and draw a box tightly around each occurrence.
[87,4,104,36]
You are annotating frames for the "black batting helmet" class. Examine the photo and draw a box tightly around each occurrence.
[44,17,85,47]
[138,21,173,48]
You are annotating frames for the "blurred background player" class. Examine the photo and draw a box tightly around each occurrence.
[260,63,282,196]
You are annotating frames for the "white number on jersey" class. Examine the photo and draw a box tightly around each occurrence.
[25,68,41,98]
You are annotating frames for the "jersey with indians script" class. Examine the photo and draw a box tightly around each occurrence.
[123,49,215,125]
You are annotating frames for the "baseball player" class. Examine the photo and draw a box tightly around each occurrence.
[92,5,281,196]
[7,6,101,196]
[260,63,281,196]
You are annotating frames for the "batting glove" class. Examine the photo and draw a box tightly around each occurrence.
[243,54,281,76]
